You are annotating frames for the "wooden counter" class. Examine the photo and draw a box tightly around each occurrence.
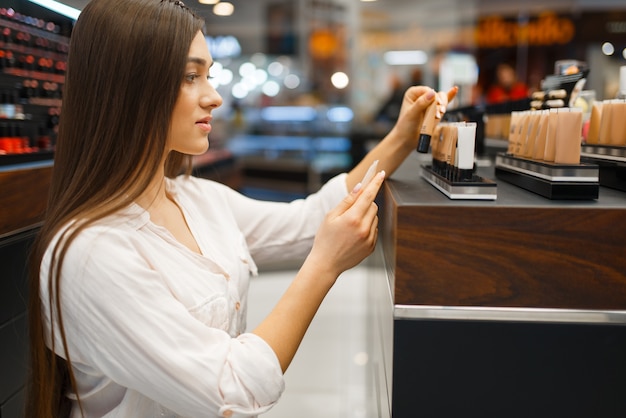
[382,153,626,310]
[0,161,53,237]
[371,153,626,418]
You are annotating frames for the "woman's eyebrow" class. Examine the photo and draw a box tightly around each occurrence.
[187,57,213,67]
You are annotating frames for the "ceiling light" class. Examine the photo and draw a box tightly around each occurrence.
[331,72,349,89]
[602,42,615,56]
[213,2,234,16]
[28,0,80,20]
[383,50,428,66]
[198,0,219,4]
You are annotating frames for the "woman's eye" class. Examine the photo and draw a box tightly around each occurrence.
[185,73,199,83]
[185,73,212,83]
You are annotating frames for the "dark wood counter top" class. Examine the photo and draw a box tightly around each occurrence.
[381,153,626,310]
[0,161,53,237]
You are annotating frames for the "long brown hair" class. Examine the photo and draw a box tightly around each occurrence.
[26,1,205,416]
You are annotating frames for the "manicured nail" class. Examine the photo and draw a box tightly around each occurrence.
[352,182,363,193]
[425,89,435,100]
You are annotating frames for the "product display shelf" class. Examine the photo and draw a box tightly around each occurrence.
[0,15,68,162]
[495,152,600,199]
[580,143,626,192]
[368,152,626,418]
[420,164,497,200]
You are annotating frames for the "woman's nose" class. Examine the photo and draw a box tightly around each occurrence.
[201,82,223,109]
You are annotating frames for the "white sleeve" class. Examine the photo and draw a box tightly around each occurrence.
[220,173,349,266]
[41,226,285,417]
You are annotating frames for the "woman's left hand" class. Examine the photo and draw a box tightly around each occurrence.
[392,85,458,150]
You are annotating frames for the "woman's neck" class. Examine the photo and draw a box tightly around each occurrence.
[135,165,169,212]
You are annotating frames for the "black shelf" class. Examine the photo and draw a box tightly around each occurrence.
[495,153,599,200]
[580,144,626,192]
[0,149,53,167]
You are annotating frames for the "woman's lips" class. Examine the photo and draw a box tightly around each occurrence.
[196,117,212,133]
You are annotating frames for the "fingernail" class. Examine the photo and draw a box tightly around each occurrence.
[425,89,435,100]
[352,182,363,193]
[378,170,386,179]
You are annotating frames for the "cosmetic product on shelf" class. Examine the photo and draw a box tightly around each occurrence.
[580,96,626,192]
[495,107,600,200]
[421,121,497,200]
[0,8,69,165]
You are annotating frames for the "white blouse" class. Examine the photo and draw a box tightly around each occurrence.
[40,173,348,418]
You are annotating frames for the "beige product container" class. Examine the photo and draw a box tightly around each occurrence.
[522,111,541,159]
[554,108,583,164]
[532,110,550,160]
[543,109,560,162]
[609,99,626,146]
[596,100,614,145]
[515,111,531,157]
[507,111,521,154]
[585,102,603,144]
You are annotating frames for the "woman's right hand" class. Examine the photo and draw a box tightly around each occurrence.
[254,170,385,372]
[306,170,385,281]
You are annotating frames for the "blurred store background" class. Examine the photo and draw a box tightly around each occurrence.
[2,2,626,417]
[2,0,626,199]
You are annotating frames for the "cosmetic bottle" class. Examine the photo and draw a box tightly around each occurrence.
[433,124,449,175]
[585,102,602,144]
[532,110,550,160]
[617,66,626,100]
[0,122,10,153]
[596,100,614,145]
[543,109,559,162]
[554,108,582,164]
[430,125,443,174]
[440,123,457,180]
[522,111,541,159]
[507,111,520,155]
[609,100,626,146]
[515,111,531,157]
[456,122,476,181]
[36,124,50,150]
[417,99,441,153]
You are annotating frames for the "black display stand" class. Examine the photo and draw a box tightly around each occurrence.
[580,144,626,192]
[495,153,599,200]
[420,165,497,200]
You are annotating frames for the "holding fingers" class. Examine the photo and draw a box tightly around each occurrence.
[308,168,385,280]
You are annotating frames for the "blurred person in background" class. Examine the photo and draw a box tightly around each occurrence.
[485,62,529,104]
[375,68,424,123]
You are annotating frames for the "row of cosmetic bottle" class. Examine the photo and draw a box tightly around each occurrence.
[1,79,62,107]
[429,122,477,182]
[0,122,52,155]
[507,108,583,165]
[585,99,626,147]
[0,47,67,75]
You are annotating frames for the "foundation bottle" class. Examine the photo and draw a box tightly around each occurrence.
[609,100,626,146]
[543,109,559,162]
[554,108,583,164]
[515,111,531,157]
[596,100,614,145]
[532,110,550,160]
[417,98,442,153]
[585,102,602,144]
[522,111,541,159]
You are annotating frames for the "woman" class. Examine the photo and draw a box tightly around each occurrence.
[27,0,456,417]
